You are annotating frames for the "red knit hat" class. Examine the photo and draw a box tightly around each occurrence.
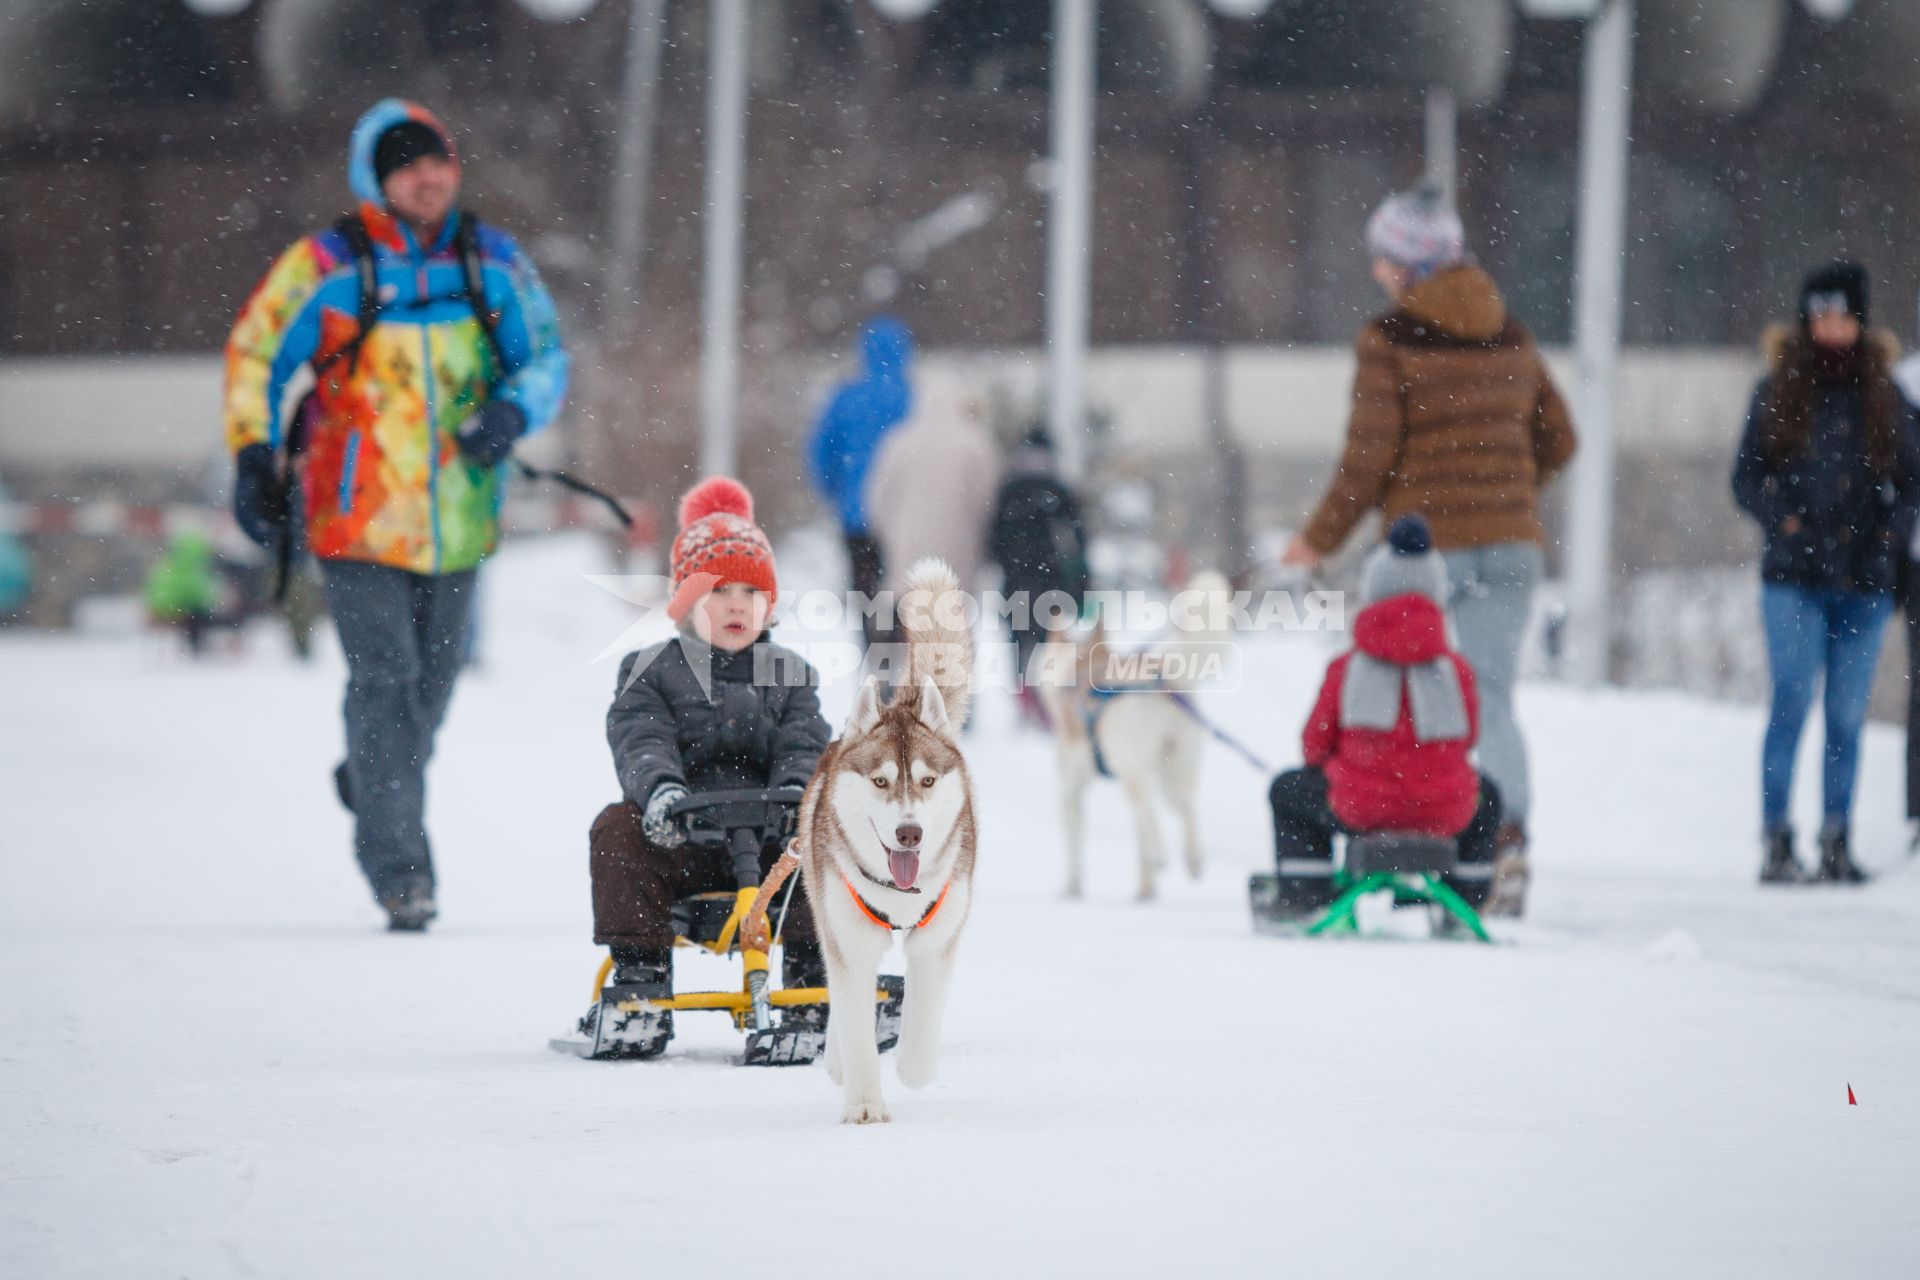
[666,477,778,623]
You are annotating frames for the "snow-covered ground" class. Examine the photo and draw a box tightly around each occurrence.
[5,533,1918,1278]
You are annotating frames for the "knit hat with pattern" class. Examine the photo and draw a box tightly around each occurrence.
[1366,183,1467,282]
[666,477,777,623]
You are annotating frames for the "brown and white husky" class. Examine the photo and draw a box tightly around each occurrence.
[793,558,977,1124]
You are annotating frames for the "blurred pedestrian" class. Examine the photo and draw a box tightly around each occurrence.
[809,316,914,646]
[1280,183,1576,917]
[0,476,33,617]
[1888,295,1920,854]
[864,369,998,679]
[223,98,570,930]
[144,528,222,655]
[987,426,1089,728]
[1733,262,1919,884]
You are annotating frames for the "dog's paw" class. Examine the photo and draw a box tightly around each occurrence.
[1135,882,1157,903]
[840,1098,891,1125]
[1062,881,1083,900]
[824,1040,844,1085]
[897,1050,938,1090]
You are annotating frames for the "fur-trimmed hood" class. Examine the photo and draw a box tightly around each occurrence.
[1760,322,1900,371]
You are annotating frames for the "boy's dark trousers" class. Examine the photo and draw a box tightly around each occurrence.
[589,802,818,952]
[1268,766,1503,909]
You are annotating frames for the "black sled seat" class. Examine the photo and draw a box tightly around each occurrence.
[1249,832,1490,942]
[1345,833,1456,877]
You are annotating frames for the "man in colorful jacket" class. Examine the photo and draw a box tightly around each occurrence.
[223,98,569,930]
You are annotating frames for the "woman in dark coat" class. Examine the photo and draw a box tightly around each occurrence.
[1732,262,1920,884]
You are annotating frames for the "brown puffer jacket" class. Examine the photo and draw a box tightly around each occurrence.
[1301,265,1578,554]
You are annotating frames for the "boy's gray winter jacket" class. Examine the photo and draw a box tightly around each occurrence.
[607,634,831,809]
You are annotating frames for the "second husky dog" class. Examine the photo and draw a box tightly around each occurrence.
[793,558,977,1124]
[1036,571,1233,901]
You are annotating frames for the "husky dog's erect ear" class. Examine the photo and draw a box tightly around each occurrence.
[915,675,950,733]
[849,675,886,737]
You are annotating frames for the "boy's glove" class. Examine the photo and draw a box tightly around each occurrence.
[642,784,689,849]
[456,399,526,467]
[233,443,289,551]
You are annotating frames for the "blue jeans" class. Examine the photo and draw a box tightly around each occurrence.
[1439,542,1543,825]
[1759,582,1893,830]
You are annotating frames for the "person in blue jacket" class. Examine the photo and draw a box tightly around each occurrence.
[808,317,914,645]
[1733,262,1920,885]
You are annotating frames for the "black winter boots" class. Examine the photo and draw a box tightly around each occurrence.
[1762,825,1872,885]
[1759,826,1803,884]
[1816,826,1870,884]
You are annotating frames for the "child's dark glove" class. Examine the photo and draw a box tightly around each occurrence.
[642,784,689,849]
[456,399,526,467]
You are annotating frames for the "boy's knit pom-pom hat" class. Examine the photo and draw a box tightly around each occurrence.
[667,476,777,624]
[679,475,753,527]
[1360,513,1448,605]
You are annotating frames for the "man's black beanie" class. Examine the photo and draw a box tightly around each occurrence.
[373,120,449,186]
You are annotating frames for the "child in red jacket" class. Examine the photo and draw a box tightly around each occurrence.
[1267,514,1503,914]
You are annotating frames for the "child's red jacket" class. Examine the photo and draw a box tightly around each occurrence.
[1301,593,1481,836]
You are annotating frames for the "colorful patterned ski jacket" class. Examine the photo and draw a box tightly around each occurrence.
[223,99,568,575]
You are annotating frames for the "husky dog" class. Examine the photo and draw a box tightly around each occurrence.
[793,558,976,1125]
[1036,571,1232,902]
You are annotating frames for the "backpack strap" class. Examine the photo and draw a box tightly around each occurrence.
[309,212,380,381]
[453,211,509,375]
[308,210,510,384]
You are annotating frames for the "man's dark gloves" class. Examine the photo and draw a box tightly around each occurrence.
[233,442,289,551]
[457,399,527,467]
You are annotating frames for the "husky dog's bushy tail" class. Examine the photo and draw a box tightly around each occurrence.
[894,557,974,727]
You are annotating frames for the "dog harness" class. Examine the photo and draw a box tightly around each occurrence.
[1083,685,1123,779]
[843,876,951,932]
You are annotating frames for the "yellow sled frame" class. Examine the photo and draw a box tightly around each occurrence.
[589,886,882,1030]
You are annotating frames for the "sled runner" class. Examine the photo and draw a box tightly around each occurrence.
[549,788,905,1065]
[1248,832,1491,943]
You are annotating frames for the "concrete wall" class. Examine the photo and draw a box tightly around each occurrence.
[0,340,1763,491]
[0,357,226,470]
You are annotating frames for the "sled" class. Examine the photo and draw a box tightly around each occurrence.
[1248,832,1491,943]
[549,788,905,1065]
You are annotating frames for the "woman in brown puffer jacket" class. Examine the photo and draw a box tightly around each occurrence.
[1282,184,1578,917]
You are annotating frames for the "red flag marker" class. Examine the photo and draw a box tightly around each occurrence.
[1847,1084,1857,1106]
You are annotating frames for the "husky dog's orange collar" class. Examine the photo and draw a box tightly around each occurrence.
[843,876,950,932]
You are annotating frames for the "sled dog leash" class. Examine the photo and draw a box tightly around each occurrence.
[741,848,801,954]
[742,845,952,947]
[1166,690,1275,775]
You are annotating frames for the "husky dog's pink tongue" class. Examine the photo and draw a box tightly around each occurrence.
[888,849,920,890]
